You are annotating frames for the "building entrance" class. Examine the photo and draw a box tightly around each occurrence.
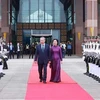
[23,30,53,46]
[31,35,52,44]
[22,29,61,47]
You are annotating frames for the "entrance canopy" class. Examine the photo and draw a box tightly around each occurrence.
[31,34,52,37]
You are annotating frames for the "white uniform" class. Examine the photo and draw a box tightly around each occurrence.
[62,44,66,50]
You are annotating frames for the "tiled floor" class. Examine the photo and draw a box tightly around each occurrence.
[0,56,100,100]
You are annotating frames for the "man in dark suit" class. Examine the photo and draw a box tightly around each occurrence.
[9,42,14,59]
[34,37,51,83]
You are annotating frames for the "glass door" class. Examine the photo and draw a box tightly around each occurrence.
[32,36,52,44]
[45,36,52,44]
[32,37,40,43]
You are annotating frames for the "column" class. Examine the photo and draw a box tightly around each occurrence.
[1,0,10,42]
[85,0,98,36]
[98,1,100,34]
[0,0,1,35]
[74,0,84,55]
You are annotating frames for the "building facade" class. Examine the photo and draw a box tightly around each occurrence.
[64,0,98,55]
[17,0,67,45]
[0,0,99,55]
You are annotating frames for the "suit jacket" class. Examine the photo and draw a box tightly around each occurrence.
[34,44,51,64]
[17,45,21,52]
[9,45,14,51]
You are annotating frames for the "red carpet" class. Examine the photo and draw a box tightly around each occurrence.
[25,63,94,100]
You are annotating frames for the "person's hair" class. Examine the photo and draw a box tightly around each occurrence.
[67,41,70,44]
[40,37,45,40]
[52,39,59,45]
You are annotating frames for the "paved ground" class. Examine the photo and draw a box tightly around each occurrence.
[0,56,100,100]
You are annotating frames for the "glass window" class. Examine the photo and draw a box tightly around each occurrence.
[32,30,51,34]
[30,0,38,23]
[18,0,29,22]
[54,11,60,22]
[18,0,66,23]
[66,5,73,31]
[38,0,44,22]
[45,0,53,23]
[54,0,60,11]
[54,0,60,22]
[45,10,53,23]
[30,1,38,11]
[11,5,17,31]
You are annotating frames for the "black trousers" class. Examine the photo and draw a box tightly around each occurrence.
[29,52,34,59]
[38,62,48,81]
[17,51,20,59]
[20,51,23,58]
[26,49,29,54]
[3,59,8,69]
[9,51,14,59]
[67,49,71,56]
[7,53,9,59]
[84,60,89,73]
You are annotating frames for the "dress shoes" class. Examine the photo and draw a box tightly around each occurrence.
[54,81,61,83]
[43,81,46,84]
[0,73,4,77]
[50,80,52,82]
[40,79,42,82]
[1,73,5,75]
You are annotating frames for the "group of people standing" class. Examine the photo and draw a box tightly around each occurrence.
[60,41,72,58]
[0,41,72,60]
[1,42,37,59]
[0,41,37,79]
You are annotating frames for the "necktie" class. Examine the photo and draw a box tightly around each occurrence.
[42,45,45,52]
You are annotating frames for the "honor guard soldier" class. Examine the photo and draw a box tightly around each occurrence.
[83,36,100,82]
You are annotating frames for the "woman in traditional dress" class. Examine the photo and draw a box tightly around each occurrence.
[50,39,62,83]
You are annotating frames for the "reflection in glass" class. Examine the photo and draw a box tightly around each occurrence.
[66,5,73,31]
[18,0,66,23]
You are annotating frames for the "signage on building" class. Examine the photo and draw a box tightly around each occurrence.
[90,27,94,36]
[3,32,7,41]
[78,32,81,40]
